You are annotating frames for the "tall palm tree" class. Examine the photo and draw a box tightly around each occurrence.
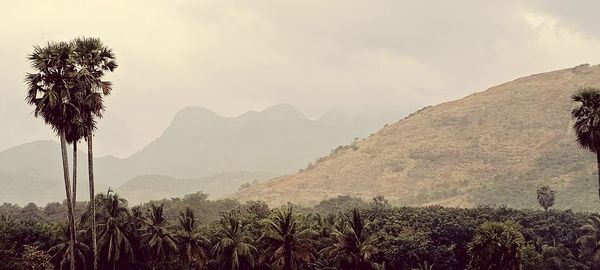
[142,203,179,269]
[321,209,378,270]
[25,41,79,270]
[71,36,117,270]
[65,108,86,214]
[82,190,134,269]
[212,211,256,270]
[177,208,209,269]
[261,206,317,270]
[572,87,600,201]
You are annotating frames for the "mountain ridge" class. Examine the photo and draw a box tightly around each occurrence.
[0,104,401,205]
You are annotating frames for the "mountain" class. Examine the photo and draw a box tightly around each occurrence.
[0,104,400,205]
[95,103,399,185]
[233,64,600,212]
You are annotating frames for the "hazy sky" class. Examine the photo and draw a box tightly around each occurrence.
[2,1,600,157]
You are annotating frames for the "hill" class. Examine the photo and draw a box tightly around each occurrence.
[233,64,600,212]
[0,105,399,205]
[116,172,279,205]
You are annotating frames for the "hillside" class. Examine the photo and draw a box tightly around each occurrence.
[233,64,600,212]
[0,105,399,205]
[116,172,279,205]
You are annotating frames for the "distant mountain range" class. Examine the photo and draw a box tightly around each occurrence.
[0,104,401,205]
[234,64,600,212]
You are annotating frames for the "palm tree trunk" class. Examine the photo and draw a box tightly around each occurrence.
[284,245,292,270]
[597,151,600,201]
[88,134,98,270]
[60,132,76,270]
[72,141,77,213]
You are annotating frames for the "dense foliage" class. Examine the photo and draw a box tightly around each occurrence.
[1,192,600,270]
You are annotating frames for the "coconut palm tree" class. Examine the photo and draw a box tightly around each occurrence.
[212,210,256,270]
[25,41,79,270]
[142,203,179,269]
[260,206,317,270]
[71,36,117,270]
[176,208,209,269]
[88,190,134,269]
[468,221,525,270]
[321,209,378,270]
[572,87,600,201]
[49,228,91,270]
[577,216,600,264]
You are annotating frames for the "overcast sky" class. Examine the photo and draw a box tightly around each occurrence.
[2,1,600,157]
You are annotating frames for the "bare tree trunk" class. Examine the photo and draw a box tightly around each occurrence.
[60,132,76,270]
[88,134,98,270]
[72,141,77,214]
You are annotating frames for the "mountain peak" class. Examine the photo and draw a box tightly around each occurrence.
[256,104,307,121]
[174,106,221,120]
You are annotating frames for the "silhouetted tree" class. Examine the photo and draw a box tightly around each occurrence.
[322,209,378,270]
[176,208,209,269]
[142,203,178,269]
[212,210,256,270]
[260,206,317,269]
[71,37,117,270]
[572,87,600,201]
[25,41,79,270]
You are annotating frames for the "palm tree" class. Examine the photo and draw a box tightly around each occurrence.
[71,37,117,270]
[212,210,256,270]
[177,208,209,269]
[572,87,600,201]
[142,203,179,269]
[321,209,378,270]
[25,41,79,270]
[82,190,134,269]
[65,106,86,215]
[577,216,600,264]
[468,221,525,270]
[48,228,91,270]
[536,185,555,212]
[260,206,317,269]
[416,261,434,270]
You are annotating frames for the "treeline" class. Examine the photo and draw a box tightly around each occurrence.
[1,192,600,269]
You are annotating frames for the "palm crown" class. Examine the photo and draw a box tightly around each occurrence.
[261,206,317,270]
[572,87,600,152]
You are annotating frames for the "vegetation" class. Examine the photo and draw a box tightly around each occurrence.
[24,37,117,270]
[537,185,555,212]
[467,221,524,270]
[2,192,600,269]
[572,87,600,202]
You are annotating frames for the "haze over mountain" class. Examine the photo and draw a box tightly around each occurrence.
[0,104,400,205]
[234,64,600,212]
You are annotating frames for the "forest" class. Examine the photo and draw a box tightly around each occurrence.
[1,190,599,270]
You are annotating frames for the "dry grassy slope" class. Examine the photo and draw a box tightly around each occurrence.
[233,64,600,210]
